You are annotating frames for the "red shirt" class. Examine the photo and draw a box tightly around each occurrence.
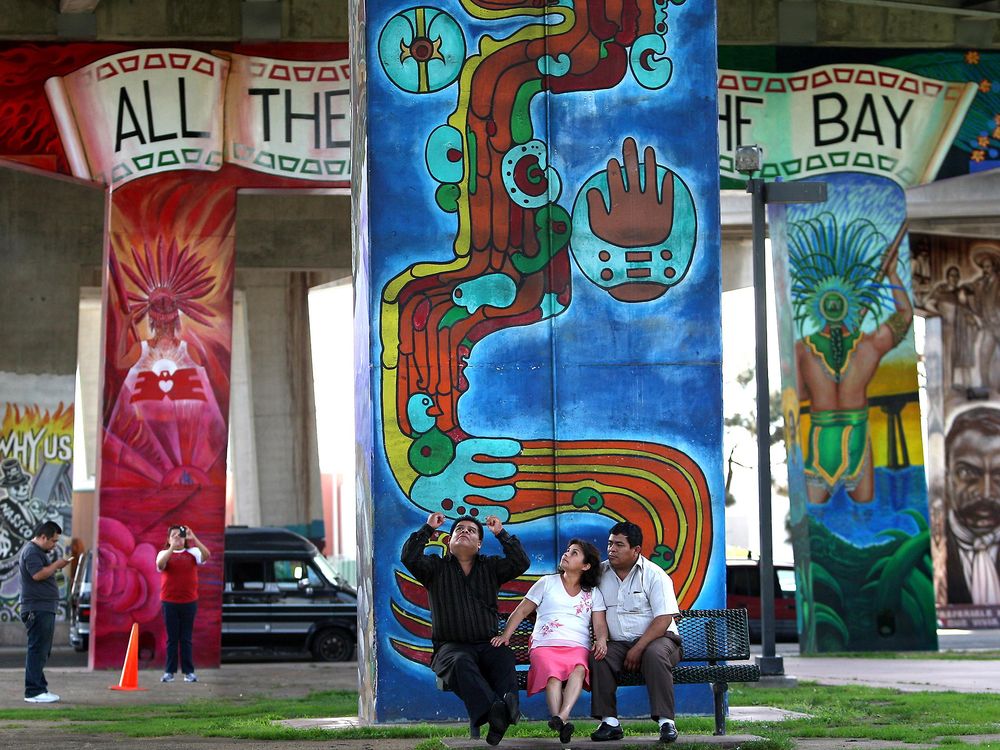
[160,548,202,603]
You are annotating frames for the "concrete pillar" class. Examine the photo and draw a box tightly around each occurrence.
[0,163,103,640]
[239,269,324,540]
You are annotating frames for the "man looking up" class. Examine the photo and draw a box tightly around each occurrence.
[19,521,70,703]
[402,512,530,745]
[590,521,683,743]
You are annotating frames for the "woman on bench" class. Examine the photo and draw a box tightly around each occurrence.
[492,539,609,744]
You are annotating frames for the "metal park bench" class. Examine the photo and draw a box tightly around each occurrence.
[439,607,761,738]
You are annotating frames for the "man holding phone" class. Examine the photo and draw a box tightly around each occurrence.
[19,521,69,703]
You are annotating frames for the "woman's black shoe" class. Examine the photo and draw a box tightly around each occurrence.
[547,715,564,732]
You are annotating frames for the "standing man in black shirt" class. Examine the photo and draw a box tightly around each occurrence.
[402,512,530,745]
[19,521,70,703]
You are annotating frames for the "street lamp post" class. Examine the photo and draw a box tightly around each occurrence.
[734,145,826,677]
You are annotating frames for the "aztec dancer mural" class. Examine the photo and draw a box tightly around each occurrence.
[717,49,1000,649]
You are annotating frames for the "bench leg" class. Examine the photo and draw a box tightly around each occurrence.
[712,681,729,736]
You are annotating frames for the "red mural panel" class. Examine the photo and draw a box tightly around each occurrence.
[0,42,348,670]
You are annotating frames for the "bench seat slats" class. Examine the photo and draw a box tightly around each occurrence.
[439,607,761,738]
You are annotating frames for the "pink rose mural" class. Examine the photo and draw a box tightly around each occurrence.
[96,518,161,626]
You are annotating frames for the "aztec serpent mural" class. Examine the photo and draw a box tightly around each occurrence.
[364,0,722,719]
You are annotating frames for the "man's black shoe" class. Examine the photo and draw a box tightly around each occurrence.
[486,699,510,746]
[560,721,575,744]
[590,721,624,741]
[503,690,521,724]
[659,722,678,743]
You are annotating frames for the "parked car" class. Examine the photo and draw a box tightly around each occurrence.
[69,525,358,661]
[726,559,798,642]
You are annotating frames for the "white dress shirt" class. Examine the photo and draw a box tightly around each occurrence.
[599,555,680,641]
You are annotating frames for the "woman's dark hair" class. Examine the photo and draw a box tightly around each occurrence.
[163,525,190,550]
[564,538,602,591]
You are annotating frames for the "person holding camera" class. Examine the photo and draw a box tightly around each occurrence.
[156,524,210,683]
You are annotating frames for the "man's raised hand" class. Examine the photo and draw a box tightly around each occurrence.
[485,515,504,536]
[427,512,446,529]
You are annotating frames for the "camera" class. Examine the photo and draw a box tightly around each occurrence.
[179,526,187,538]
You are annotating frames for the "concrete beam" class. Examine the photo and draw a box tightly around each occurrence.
[60,0,100,12]
[235,192,352,269]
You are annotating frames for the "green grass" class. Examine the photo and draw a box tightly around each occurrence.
[1,683,999,747]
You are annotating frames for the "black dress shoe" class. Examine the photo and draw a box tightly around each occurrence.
[659,722,678,743]
[560,721,575,744]
[486,699,510,746]
[547,715,564,732]
[503,690,521,724]
[590,721,624,741]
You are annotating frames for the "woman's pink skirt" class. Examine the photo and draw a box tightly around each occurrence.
[525,645,591,696]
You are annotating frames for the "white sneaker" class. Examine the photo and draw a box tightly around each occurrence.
[161,673,174,682]
[24,692,60,703]
[183,673,197,683]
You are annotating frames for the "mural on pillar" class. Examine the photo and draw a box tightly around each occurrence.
[771,177,936,651]
[0,42,349,667]
[0,376,74,621]
[910,233,1000,628]
[364,0,723,722]
[718,63,982,652]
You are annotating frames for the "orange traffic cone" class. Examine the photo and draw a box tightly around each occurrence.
[110,622,148,691]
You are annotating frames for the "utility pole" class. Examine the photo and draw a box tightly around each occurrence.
[734,145,826,677]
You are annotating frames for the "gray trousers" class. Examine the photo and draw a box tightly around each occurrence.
[589,634,683,720]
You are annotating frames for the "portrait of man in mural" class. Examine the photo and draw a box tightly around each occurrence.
[963,245,1000,392]
[944,407,1000,605]
[791,219,912,504]
[928,265,980,391]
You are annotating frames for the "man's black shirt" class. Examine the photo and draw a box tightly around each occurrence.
[401,524,530,646]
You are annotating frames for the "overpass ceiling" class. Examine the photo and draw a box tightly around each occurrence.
[0,0,994,47]
[832,0,1000,18]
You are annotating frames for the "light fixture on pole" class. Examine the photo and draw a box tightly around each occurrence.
[734,144,826,677]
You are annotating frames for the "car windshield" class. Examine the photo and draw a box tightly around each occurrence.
[776,568,796,595]
[312,553,349,588]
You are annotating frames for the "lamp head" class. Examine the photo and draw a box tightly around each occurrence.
[735,144,763,176]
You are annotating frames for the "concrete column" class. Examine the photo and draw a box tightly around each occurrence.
[239,269,324,541]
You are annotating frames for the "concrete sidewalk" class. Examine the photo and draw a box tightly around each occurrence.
[779,655,1000,693]
[1,653,999,749]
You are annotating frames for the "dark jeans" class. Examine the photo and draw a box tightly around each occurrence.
[23,610,55,698]
[432,641,518,727]
[162,600,198,675]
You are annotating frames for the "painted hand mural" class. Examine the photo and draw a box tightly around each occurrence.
[374,0,716,678]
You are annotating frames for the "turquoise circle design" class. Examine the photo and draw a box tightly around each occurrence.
[426,124,465,184]
[378,7,466,94]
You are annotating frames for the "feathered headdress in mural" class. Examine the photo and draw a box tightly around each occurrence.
[787,211,899,337]
[109,238,215,332]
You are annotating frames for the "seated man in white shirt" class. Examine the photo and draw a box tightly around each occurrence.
[589,521,682,743]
